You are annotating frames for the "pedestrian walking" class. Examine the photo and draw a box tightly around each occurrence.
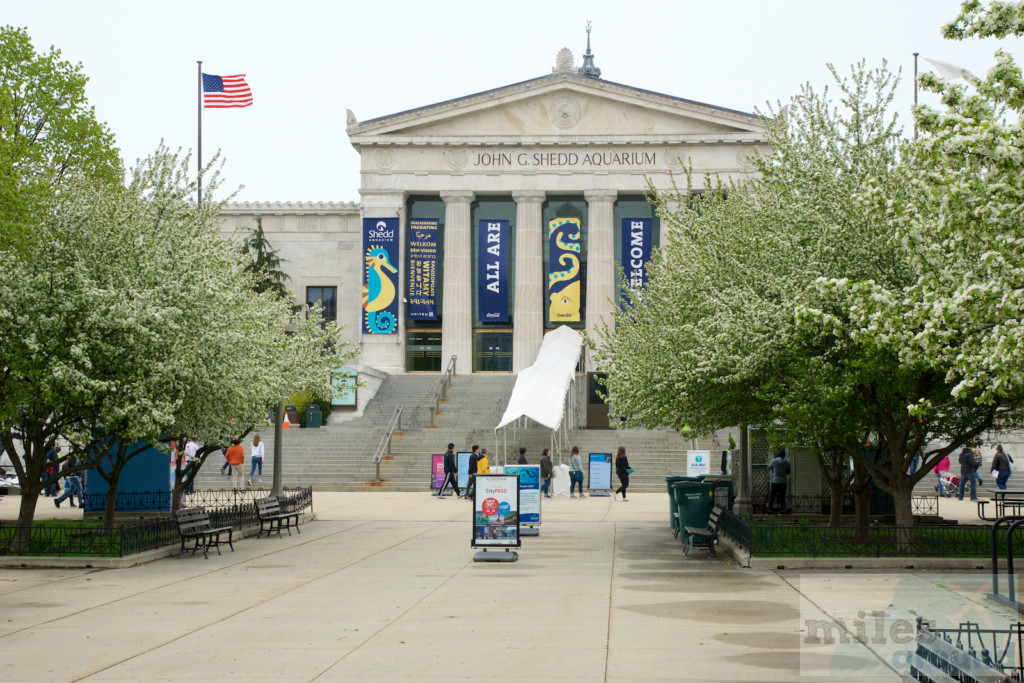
[934,455,951,494]
[225,439,245,490]
[248,434,265,487]
[517,447,528,465]
[992,444,1013,491]
[435,443,461,498]
[54,456,82,509]
[569,445,585,498]
[614,446,632,501]
[539,448,553,498]
[465,445,480,499]
[477,448,490,475]
[957,445,980,501]
[43,445,60,496]
[767,449,791,512]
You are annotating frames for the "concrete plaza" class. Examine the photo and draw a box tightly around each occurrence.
[0,492,1018,681]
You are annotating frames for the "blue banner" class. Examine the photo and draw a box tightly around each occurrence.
[506,465,540,525]
[477,219,509,323]
[408,219,438,321]
[362,217,399,334]
[620,218,652,302]
[548,217,582,322]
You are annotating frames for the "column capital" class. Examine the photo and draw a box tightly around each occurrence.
[512,190,546,204]
[439,190,475,204]
[584,189,618,202]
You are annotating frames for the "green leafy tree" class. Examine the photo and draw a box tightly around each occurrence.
[240,216,294,303]
[0,26,122,249]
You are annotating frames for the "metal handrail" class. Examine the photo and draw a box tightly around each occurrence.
[372,405,403,481]
[429,355,457,427]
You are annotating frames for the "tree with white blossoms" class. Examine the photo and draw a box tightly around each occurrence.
[0,145,352,535]
[594,59,1021,528]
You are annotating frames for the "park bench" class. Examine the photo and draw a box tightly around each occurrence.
[255,496,301,538]
[683,505,723,558]
[174,507,234,559]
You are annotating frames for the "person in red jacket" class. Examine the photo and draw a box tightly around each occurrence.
[933,455,951,495]
[225,439,245,491]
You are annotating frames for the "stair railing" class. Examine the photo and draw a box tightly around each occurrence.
[429,355,457,427]
[372,404,403,481]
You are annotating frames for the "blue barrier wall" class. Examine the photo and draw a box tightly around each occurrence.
[83,443,173,514]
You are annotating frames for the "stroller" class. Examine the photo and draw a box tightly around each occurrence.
[937,471,961,498]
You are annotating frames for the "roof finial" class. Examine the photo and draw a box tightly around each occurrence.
[578,20,602,79]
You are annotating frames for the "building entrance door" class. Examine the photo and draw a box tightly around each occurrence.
[407,330,442,372]
[474,329,512,373]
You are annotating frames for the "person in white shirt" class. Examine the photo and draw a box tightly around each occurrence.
[248,434,265,487]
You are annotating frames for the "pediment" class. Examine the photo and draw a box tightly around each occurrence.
[348,73,764,143]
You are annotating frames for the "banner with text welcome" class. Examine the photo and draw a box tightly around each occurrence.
[620,217,652,306]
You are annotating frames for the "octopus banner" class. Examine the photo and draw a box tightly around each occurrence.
[547,217,582,323]
[362,217,399,335]
[620,218,652,305]
[407,219,438,321]
[477,219,509,323]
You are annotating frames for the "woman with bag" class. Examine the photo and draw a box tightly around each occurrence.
[569,446,586,498]
[992,444,1014,490]
[614,446,632,501]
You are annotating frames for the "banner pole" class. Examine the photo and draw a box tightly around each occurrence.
[197,60,203,204]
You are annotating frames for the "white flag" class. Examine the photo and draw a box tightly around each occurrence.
[923,57,975,81]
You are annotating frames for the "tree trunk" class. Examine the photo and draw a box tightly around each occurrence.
[14,487,40,553]
[892,476,916,529]
[102,470,123,529]
[827,478,844,527]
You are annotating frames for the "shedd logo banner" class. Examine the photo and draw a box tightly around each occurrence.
[472,474,520,548]
[548,217,582,322]
[362,217,399,334]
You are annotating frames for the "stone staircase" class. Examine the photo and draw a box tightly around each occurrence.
[195,374,730,492]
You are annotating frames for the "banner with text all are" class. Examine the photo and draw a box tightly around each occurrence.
[477,219,509,323]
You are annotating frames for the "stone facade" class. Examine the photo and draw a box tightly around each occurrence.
[221,60,767,379]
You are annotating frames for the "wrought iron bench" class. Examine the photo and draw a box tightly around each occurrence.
[255,496,301,538]
[903,617,1016,682]
[174,507,234,559]
[683,505,723,558]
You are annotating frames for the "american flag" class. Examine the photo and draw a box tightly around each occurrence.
[202,73,253,108]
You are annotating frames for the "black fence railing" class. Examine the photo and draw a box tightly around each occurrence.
[0,487,313,558]
[714,513,1020,559]
[83,486,284,513]
[911,617,1024,682]
[755,494,938,517]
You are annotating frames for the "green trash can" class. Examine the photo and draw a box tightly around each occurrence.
[672,481,716,544]
[702,475,733,510]
[665,475,699,530]
[305,403,322,428]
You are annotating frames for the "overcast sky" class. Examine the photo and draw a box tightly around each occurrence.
[8,0,1022,203]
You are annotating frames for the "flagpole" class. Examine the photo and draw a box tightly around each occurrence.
[913,52,919,141]
[197,60,203,205]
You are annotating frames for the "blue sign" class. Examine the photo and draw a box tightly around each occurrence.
[589,453,613,491]
[507,465,540,524]
[362,217,400,334]
[620,218,652,305]
[408,219,438,320]
[478,219,509,322]
[457,452,472,490]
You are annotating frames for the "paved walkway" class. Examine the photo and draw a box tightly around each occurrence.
[0,492,1018,681]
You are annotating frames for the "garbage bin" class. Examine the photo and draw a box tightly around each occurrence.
[305,403,322,429]
[665,475,701,531]
[672,481,716,544]
[702,475,733,510]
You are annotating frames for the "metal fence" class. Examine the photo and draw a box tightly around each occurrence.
[83,486,291,513]
[766,494,939,517]
[0,486,313,558]
[716,512,1017,559]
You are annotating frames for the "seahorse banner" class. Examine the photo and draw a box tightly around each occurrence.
[620,218,652,306]
[408,219,438,321]
[362,217,399,335]
[477,219,509,323]
[548,217,582,323]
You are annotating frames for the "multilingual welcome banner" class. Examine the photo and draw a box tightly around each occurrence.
[408,219,438,321]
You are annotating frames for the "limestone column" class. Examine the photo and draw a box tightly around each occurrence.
[512,191,545,373]
[358,190,406,373]
[441,191,474,374]
[584,189,617,371]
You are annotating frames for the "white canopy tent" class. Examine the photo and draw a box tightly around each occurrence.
[495,326,584,465]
